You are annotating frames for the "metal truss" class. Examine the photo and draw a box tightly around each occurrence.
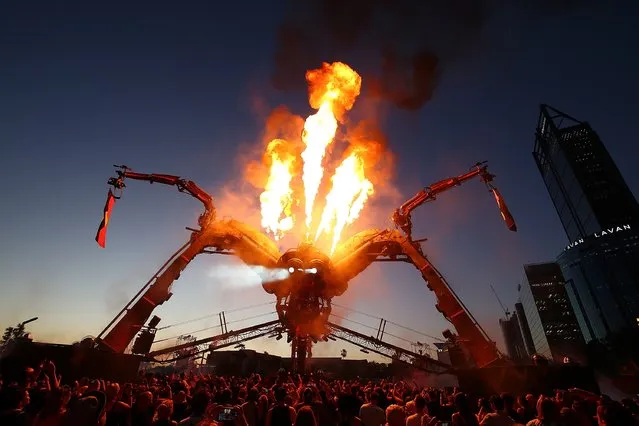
[146,318,452,374]
[326,321,451,374]
[539,104,583,130]
[147,320,281,363]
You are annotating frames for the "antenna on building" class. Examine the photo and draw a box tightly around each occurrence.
[490,284,510,318]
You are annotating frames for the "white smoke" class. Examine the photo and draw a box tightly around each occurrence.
[208,264,290,289]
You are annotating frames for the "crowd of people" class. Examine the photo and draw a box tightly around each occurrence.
[1,361,638,426]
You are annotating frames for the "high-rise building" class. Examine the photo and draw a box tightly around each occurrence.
[514,302,535,356]
[533,105,639,341]
[519,262,585,363]
[557,225,639,341]
[533,104,639,241]
[499,312,528,363]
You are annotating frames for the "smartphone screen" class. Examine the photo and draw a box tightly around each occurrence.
[217,408,238,422]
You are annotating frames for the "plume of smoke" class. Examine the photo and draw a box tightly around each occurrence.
[105,279,134,314]
[262,106,306,148]
[271,0,483,109]
[208,264,290,290]
[215,185,262,228]
[342,120,395,189]
[271,0,587,110]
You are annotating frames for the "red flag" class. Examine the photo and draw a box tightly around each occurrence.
[491,188,517,232]
[96,189,116,248]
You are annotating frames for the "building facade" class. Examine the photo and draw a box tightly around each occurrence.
[558,225,639,341]
[519,262,585,362]
[533,104,639,241]
[499,312,529,363]
[533,104,639,340]
[514,302,535,357]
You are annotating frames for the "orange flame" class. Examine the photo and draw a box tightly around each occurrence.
[256,62,386,250]
[301,62,362,232]
[259,139,295,239]
[315,152,374,253]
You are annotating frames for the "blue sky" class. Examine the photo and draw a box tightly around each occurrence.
[1,1,638,360]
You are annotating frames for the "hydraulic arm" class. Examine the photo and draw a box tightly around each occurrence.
[96,219,282,353]
[334,163,517,368]
[108,165,216,227]
[332,229,503,368]
[95,166,282,353]
[391,162,517,239]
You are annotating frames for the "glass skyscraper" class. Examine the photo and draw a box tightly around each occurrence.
[534,105,639,241]
[558,227,639,341]
[519,262,585,362]
[533,105,639,341]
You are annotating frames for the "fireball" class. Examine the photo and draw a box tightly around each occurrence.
[258,62,379,253]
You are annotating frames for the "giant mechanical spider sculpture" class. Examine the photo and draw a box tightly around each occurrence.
[93,162,516,373]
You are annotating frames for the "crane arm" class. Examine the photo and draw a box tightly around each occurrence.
[391,162,516,238]
[95,165,284,353]
[96,218,282,353]
[331,229,503,368]
[107,165,216,225]
[490,284,509,316]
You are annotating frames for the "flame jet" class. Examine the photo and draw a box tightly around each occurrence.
[315,152,374,253]
[260,139,296,239]
[300,62,361,233]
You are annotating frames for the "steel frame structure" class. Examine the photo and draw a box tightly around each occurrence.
[94,162,517,372]
[326,321,450,373]
[147,318,451,374]
[148,320,281,363]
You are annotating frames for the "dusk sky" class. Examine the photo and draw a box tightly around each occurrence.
[2,0,639,361]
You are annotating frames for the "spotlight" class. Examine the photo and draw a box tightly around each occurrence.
[309,268,317,274]
[288,267,295,274]
[276,334,283,341]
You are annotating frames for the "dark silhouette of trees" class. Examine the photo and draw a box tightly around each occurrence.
[1,323,28,345]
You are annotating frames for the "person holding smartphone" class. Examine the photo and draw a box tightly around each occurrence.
[265,387,295,426]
